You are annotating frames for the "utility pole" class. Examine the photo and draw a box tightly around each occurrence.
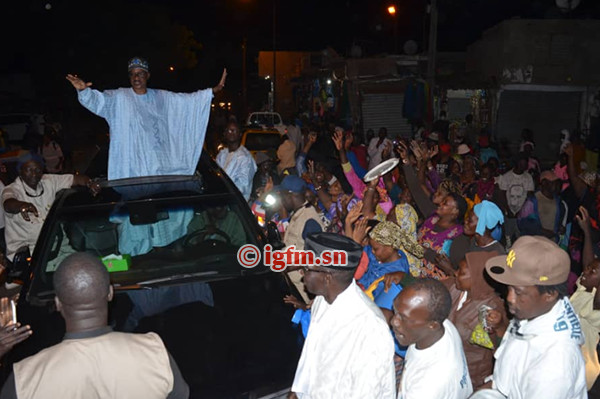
[272,0,277,112]
[242,37,247,116]
[426,0,438,121]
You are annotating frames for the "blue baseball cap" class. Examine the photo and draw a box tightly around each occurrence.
[280,175,307,194]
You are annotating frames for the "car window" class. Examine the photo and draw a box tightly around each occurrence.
[33,195,257,294]
[249,114,281,126]
[244,134,281,151]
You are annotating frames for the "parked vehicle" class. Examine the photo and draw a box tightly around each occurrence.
[246,112,286,136]
[241,128,282,160]
[4,153,301,398]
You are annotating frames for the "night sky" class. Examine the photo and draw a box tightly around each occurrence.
[1,0,599,112]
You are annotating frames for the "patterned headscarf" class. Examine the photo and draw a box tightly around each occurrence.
[438,179,462,196]
[368,221,424,258]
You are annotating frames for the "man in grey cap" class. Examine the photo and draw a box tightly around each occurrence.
[66,57,227,180]
[290,232,396,399]
[482,236,587,399]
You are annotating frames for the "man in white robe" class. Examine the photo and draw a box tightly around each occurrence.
[291,232,396,398]
[66,57,226,180]
[215,121,257,201]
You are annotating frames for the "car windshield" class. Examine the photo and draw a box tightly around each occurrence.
[244,133,281,151]
[31,186,259,297]
[249,113,281,126]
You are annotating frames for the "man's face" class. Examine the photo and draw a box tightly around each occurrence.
[20,160,44,189]
[391,287,433,347]
[128,68,150,93]
[581,260,600,292]
[223,124,241,144]
[301,266,330,296]
[506,285,556,320]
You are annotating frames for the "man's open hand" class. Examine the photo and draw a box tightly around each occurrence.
[212,69,227,93]
[66,74,92,91]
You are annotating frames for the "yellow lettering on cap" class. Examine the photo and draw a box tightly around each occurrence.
[506,250,516,268]
[539,276,548,282]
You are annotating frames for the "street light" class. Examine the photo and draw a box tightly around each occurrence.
[387,5,398,53]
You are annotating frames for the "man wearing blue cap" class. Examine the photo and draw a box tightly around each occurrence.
[2,155,98,263]
[291,232,396,398]
[66,57,227,180]
[280,175,326,303]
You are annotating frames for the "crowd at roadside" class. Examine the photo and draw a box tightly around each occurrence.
[216,116,600,398]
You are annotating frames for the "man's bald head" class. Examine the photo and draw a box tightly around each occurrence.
[54,253,110,307]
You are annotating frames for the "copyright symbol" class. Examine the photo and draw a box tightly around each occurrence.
[237,244,261,268]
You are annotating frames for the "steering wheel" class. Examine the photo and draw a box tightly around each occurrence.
[183,228,232,248]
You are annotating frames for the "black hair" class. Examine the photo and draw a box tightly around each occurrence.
[408,278,452,324]
[536,282,568,299]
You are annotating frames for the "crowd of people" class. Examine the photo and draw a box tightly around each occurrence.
[237,119,600,398]
[0,52,597,398]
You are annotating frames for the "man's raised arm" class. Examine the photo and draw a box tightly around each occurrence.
[212,69,227,94]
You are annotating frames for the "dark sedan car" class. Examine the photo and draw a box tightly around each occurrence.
[3,153,302,398]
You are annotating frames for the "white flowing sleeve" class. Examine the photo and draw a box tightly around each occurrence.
[77,88,118,119]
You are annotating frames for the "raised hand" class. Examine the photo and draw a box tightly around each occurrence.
[66,74,92,91]
[352,217,369,244]
[332,130,344,151]
[212,69,227,93]
[0,323,32,358]
[575,206,591,232]
[396,141,409,162]
[346,201,363,225]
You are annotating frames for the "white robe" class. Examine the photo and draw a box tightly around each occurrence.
[216,146,257,201]
[78,87,213,180]
[292,280,396,398]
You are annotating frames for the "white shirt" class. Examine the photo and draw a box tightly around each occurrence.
[492,297,587,399]
[2,174,73,261]
[496,170,534,215]
[399,319,473,399]
[292,280,396,398]
[367,137,392,169]
[216,146,257,201]
[0,181,5,230]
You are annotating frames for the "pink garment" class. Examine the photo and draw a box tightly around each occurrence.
[342,162,393,214]
[554,162,570,192]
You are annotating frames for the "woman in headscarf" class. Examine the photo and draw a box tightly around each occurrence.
[358,221,423,320]
[387,187,422,277]
[417,192,466,279]
[444,200,507,271]
[443,251,507,390]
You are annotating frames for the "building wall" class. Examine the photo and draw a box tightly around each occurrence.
[258,51,312,118]
[467,19,600,86]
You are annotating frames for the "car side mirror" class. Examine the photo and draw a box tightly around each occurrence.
[9,246,31,283]
[266,221,285,250]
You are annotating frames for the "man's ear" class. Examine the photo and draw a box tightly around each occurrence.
[54,296,62,312]
[147,72,151,80]
[108,285,114,302]
[543,290,559,303]
[428,320,441,330]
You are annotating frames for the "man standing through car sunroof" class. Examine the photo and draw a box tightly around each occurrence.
[0,252,189,399]
[66,58,227,180]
